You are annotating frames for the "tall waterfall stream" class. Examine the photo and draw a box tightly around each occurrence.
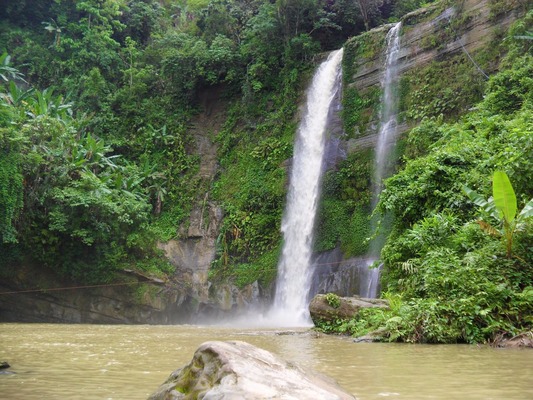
[270,49,344,326]
[363,22,403,298]
[372,22,402,210]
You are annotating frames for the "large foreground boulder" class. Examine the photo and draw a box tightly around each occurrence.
[148,340,356,400]
[309,294,389,324]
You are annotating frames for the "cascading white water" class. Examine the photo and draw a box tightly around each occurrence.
[364,22,402,298]
[372,22,402,209]
[270,49,344,326]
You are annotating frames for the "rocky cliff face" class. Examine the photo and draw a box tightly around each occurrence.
[157,85,262,322]
[343,0,525,151]
[316,0,527,297]
[0,265,185,323]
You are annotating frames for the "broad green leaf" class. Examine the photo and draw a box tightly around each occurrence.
[492,171,517,223]
[518,198,533,220]
[462,185,498,219]
[462,185,484,205]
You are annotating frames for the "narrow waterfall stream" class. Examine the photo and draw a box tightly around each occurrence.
[372,22,403,208]
[362,22,403,298]
[270,49,344,326]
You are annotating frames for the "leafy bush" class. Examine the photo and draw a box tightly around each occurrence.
[399,54,487,122]
[325,292,341,308]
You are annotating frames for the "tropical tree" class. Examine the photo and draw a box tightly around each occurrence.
[355,0,383,31]
[0,52,26,84]
[464,171,533,258]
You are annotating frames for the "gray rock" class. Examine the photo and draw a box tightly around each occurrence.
[309,294,389,323]
[353,328,388,343]
[148,340,356,400]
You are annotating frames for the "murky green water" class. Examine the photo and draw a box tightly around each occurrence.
[0,323,531,399]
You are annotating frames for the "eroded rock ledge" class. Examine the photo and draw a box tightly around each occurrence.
[148,340,356,400]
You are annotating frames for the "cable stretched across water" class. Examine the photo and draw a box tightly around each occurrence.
[0,258,362,296]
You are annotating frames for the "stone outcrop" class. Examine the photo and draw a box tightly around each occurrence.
[157,86,226,313]
[157,202,223,308]
[156,85,263,322]
[309,294,389,323]
[492,331,533,348]
[148,340,357,400]
[310,250,381,298]
[0,265,186,324]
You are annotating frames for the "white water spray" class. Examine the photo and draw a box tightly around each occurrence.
[364,22,402,298]
[270,49,344,326]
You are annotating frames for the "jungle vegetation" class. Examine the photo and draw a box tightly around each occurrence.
[1,0,531,343]
[0,0,429,281]
[315,8,533,343]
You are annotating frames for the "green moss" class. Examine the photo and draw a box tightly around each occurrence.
[419,33,439,50]
[134,283,159,303]
[343,28,388,82]
[400,53,487,122]
[401,0,463,30]
[315,148,374,256]
[210,82,299,287]
[218,246,280,288]
[342,86,381,138]
[212,87,295,274]
[172,365,195,395]
[340,206,372,256]
[402,5,440,28]
[488,0,524,20]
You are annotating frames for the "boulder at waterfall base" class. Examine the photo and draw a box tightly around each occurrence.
[148,340,356,400]
[309,294,389,323]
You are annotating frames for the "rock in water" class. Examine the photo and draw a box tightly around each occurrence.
[309,294,389,323]
[148,340,356,400]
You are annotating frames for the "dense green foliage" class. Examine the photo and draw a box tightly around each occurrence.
[317,13,533,343]
[1,0,427,284]
[315,148,373,255]
[0,70,172,281]
[2,0,529,342]
[210,85,298,286]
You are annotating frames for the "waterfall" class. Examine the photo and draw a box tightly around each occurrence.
[363,22,402,298]
[270,49,344,326]
[372,22,402,208]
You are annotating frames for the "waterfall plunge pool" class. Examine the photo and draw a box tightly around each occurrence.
[1,323,531,399]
